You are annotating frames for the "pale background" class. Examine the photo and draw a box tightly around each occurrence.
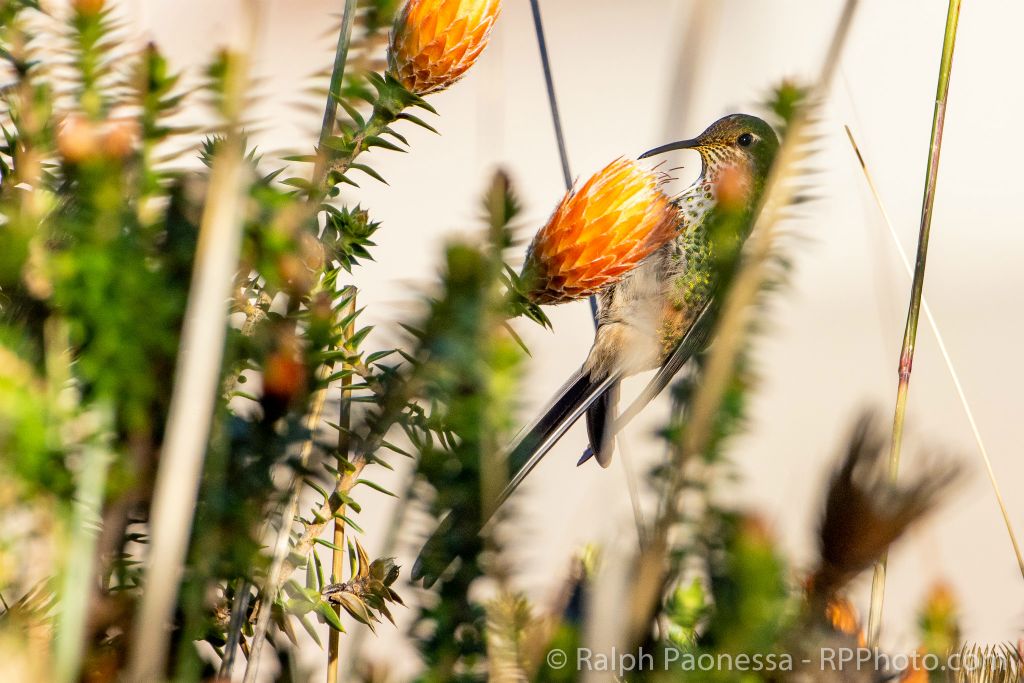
[123,0,1024,679]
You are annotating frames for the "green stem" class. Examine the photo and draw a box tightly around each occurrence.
[327,292,355,683]
[329,108,393,180]
[866,0,962,648]
[312,0,358,193]
[54,433,112,683]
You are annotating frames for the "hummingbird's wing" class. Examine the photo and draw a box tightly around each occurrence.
[574,301,716,468]
[614,300,717,434]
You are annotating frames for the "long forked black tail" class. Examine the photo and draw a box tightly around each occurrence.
[501,368,619,506]
[583,380,620,467]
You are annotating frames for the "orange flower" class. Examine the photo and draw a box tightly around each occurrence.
[898,649,930,683]
[57,116,101,163]
[388,0,501,95]
[523,159,679,305]
[825,595,866,647]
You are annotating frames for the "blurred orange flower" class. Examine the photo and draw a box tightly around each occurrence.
[523,159,678,305]
[388,0,501,96]
[825,595,866,647]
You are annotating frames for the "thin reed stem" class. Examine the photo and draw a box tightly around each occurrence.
[844,125,1024,580]
[313,0,359,192]
[527,0,600,326]
[217,579,252,679]
[867,0,962,647]
[527,0,571,190]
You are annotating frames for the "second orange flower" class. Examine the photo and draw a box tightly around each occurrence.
[389,0,502,96]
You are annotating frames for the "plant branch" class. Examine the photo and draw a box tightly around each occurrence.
[240,3,361,673]
[242,360,336,683]
[867,0,962,647]
[326,293,356,683]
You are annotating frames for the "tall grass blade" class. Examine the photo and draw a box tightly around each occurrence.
[867,0,963,647]
[845,124,1024,583]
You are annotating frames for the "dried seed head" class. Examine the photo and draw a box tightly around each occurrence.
[523,158,679,305]
[812,413,960,601]
[388,0,502,95]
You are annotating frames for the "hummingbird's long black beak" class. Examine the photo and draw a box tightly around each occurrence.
[638,138,700,159]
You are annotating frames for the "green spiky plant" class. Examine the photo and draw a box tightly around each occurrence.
[0,0,527,679]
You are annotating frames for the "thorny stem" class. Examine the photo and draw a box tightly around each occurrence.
[867,0,962,648]
[327,294,356,683]
[329,108,392,180]
[242,361,335,683]
[235,2,359,675]
[242,307,423,676]
[278,374,420,587]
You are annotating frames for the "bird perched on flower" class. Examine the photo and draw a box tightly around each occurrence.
[506,113,781,496]
[414,114,780,586]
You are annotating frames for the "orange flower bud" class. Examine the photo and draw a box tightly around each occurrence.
[263,330,307,412]
[388,0,501,95]
[825,595,866,647]
[72,0,106,15]
[57,115,101,163]
[100,119,138,160]
[523,159,679,305]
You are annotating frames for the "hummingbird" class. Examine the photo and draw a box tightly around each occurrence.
[504,113,780,498]
[413,114,779,585]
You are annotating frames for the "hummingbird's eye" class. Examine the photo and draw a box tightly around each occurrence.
[737,132,754,147]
